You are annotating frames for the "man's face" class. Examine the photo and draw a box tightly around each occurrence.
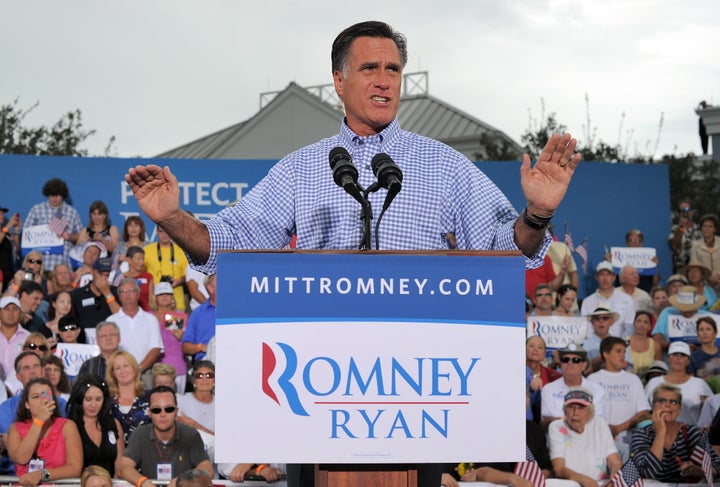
[118,283,140,308]
[620,267,639,287]
[0,304,21,326]
[559,353,585,378]
[149,391,177,433]
[603,344,627,371]
[96,326,120,354]
[16,354,42,385]
[48,195,63,208]
[20,291,43,313]
[332,36,402,137]
[596,270,615,290]
[53,265,72,286]
[591,313,614,337]
[533,288,553,311]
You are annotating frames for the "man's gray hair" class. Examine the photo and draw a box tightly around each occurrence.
[176,469,211,487]
[96,321,120,336]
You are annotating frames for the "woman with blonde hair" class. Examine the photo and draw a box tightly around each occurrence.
[22,333,51,360]
[4,251,48,297]
[80,465,112,487]
[106,351,149,444]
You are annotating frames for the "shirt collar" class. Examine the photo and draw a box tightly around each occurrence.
[339,117,401,150]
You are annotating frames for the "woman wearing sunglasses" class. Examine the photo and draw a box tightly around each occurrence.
[67,375,124,477]
[632,383,720,482]
[6,377,82,486]
[22,333,51,360]
[106,351,149,445]
[57,315,83,344]
[177,360,215,437]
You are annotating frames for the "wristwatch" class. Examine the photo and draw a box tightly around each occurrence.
[42,469,50,481]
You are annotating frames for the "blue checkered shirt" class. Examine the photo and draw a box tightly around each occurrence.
[193,118,549,273]
[24,200,83,271]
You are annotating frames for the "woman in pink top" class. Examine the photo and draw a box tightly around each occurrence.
[7,377,82,486]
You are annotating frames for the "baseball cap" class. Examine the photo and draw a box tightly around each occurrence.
[668,341,691,357]
[564,389,593,407]
[0,296,21,309]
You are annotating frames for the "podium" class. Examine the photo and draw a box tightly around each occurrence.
[315,463,417,486]
[214,250,526,486]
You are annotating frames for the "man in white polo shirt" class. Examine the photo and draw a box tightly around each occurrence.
[541,343,607,426]
[108,277,163,389]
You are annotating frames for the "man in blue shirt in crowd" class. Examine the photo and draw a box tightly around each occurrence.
[127,19,581,487]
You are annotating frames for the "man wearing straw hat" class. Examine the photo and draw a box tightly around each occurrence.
[652,285,711,352]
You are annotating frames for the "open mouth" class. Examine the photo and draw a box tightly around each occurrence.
[371,96,390,104]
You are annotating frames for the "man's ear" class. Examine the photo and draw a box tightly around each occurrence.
[333,70,344,100]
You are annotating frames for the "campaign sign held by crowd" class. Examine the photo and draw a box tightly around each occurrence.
[215,251,525,464]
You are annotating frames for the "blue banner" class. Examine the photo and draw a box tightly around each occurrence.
[216,251,525,326]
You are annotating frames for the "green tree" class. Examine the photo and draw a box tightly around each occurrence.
[659,153,720,215]
[0,98,114,156]
[521,112,567,160]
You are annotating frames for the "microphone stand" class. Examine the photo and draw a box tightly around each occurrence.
[357,182,381,251]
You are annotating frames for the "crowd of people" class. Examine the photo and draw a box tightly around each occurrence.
[496,199,720,487]
[0,178,284,486]
[3,191,720,487]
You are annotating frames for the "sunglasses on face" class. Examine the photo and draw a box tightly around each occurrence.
[150,406,177,414]
[560,356,584,364]
[27,259,42,265]
[24,343,48,352]
[592,315,613,322]
[194,372,215,379]
[60,324,79,332]
[535,292,552,298]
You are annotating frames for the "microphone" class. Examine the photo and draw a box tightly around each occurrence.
[329,147,363,205]
[371,152,403,211]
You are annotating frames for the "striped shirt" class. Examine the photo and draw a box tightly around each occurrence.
[193,118,549,273]
[631,423,720,482]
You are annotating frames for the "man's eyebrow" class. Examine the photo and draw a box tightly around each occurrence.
[358,62,379,70]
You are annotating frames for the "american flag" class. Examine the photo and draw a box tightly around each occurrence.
[514,446,546,487]
[563,221,574,253]
[574,237,588,273]
[48,215,67,237]
[691,444,714,486]
[609,458,644,487]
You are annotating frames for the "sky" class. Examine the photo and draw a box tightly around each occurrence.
[2,0,718,160]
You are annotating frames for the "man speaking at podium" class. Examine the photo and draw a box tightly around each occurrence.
[127,20,580,487]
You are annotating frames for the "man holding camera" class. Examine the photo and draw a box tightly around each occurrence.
[668,200,702,273]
